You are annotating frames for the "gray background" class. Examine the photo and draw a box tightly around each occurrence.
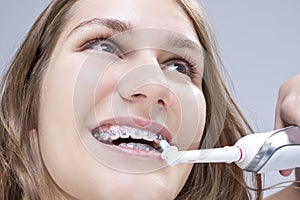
[1,0,299,198]
[201,0,300,132]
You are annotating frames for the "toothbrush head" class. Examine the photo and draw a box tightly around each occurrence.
[159,139,181,166]
[159,139,171,150]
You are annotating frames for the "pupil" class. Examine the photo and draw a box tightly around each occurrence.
[175,64,186,74]
[101,43,115,54]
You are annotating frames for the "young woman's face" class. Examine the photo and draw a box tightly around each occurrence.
[39,0,206,199]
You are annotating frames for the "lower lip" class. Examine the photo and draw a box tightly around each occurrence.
[98,141,163,161]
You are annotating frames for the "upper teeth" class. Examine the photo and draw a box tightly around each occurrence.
[92,125,165,144]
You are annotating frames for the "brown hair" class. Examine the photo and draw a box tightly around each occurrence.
[0,0,262,199]
[0,1,77,199]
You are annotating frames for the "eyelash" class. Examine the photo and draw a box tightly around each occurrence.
[164,55,199,80]
[80,35,124,57]
[79,35,200,80]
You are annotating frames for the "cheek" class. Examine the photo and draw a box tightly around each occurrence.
[38,55,83,194]
[168,81,206,150]
[38,53,115,198]
[40,53,120,133]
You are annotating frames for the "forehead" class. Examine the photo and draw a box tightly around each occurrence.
[63,0,200,44]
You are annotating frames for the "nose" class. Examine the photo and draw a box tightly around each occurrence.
[117,65,172,107]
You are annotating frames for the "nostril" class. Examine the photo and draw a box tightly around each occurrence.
[157,99,166,106]
[129,94,166,106]
[131,93,147,99]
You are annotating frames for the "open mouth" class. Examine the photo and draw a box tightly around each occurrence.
[91,125,166,152]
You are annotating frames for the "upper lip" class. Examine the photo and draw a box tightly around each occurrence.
[91,116,172,143]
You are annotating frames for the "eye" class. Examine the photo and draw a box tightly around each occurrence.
[81,38,123,57]
[162,59,193,77]
[166,62,188,74]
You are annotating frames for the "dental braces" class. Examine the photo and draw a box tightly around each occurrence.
[119,142,155,152]
[92,125,165,151]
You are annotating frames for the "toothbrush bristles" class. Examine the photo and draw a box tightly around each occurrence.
[159,140,171,151]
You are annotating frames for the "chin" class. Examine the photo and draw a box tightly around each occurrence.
[97,186,175,200]
[80,171,179,200]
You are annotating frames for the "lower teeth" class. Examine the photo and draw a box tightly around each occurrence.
[118,143,154,152]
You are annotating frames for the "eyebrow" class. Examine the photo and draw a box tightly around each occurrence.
[168,35,201,51]
[68,17,132,37]
[68,17,201,50]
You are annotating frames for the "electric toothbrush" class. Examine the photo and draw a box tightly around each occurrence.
[160,126,300,173]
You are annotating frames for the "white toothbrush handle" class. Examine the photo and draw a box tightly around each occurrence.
[256,145,300,173]
[161,126,300,174]
[174,146,242,164]
[160,140,243,166]
[235,126,300,173]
